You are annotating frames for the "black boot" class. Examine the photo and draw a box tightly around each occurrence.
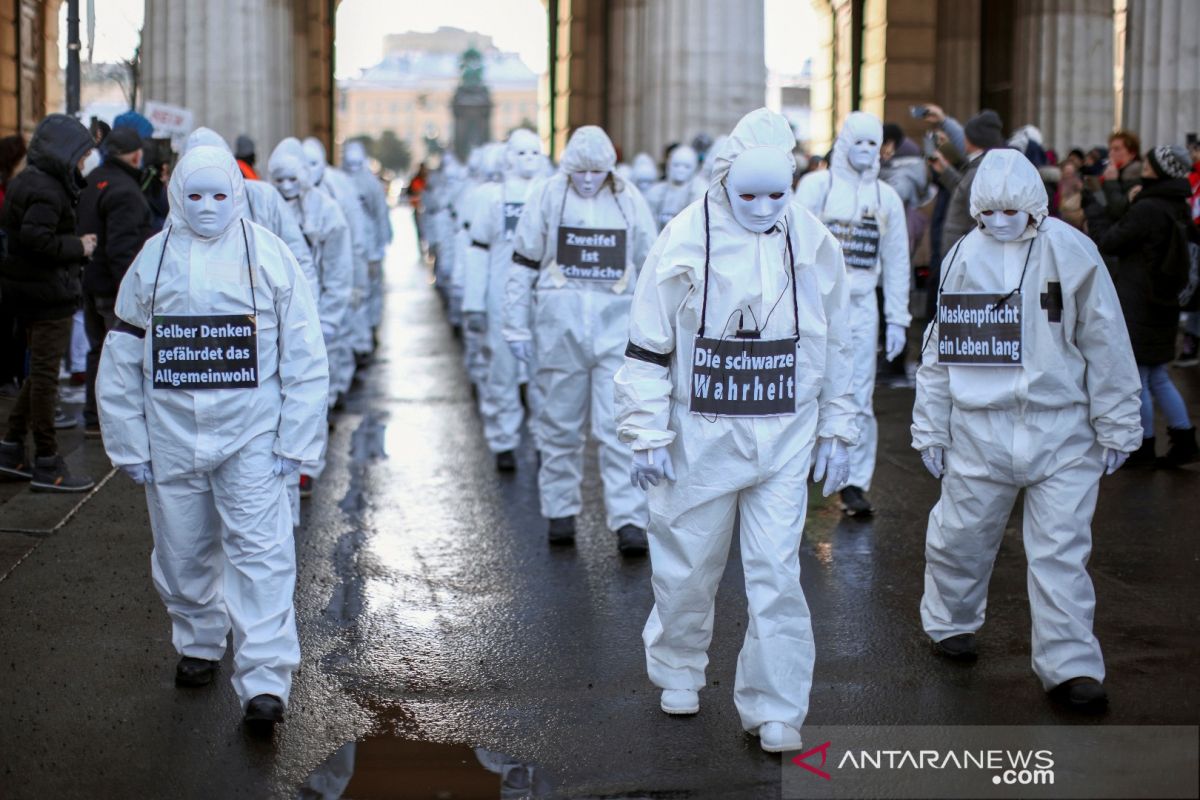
[931,633,978,662]
[496,450,516,472]
[1160,427,1199,468]
[1124,437,1157,469]
[616,525,648,556]
[244,694,285,732]
[839,485,874,517]
[175,656,219,687]
[548,516,576,545]
[1048,677,1107,712]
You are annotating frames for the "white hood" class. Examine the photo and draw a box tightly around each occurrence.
[707,108,796,203]
[969,148,1048,227]
[166,145,248,239]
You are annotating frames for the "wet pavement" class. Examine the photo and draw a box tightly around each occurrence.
[1,209,1198,799]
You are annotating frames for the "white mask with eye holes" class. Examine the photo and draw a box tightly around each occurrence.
[569,170,607,198]
[848,138,879,173]
[980,209,1031,242]
[270,155,305,201]
[183,166,237,238]
[725,146,792,234]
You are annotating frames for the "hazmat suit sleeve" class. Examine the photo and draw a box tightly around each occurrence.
[812,224,859,444]
[793,171,831,218]
[879,183,913,327]
[503,180,551,343]
[910,318,952,451]
[269,234,330,463]
[1069,241,1144,452]
[263,186,318,297]
[614,229,690,450]
[462,184,499,315]
[96,236,163,467]
[316,200,355,336]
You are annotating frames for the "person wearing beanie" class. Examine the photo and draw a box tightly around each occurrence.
[933,109,1007,255]
[1099,144,1199,468]
[76,125,153,440]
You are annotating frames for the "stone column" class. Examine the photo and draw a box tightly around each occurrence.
[142,0,308,154]
[935,0,980,122]
[605,0,765,158]
[1012,0,1115,153]
[1122,0,1200,147]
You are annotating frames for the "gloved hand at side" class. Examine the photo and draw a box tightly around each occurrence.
[811,437,849,497]
[630,447,676,490]
[273,457,301,477]
[921,446,945,479]
[120,462,154,485]
[1102,448,1128,475]
[885,323,907,362]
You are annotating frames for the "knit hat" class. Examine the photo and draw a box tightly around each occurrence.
[964,109,1006,150]
[112,110,154,140]
[103,126,143,156]
[1148,145,1191,179]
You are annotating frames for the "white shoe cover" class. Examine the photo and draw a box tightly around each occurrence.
[660,689,699,715]
[758,721,803,753]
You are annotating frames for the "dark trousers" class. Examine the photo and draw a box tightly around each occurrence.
[4,314,73,457]
[0,293,27,386]
[83,293,117,427]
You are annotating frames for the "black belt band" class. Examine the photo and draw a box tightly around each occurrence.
[625,342,672,368]
[513,252,539,270]
[114,320,146,339]
[471,240,490,251]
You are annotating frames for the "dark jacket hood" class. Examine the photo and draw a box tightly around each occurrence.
[1136,177,1191,202]
[26,113,94,195]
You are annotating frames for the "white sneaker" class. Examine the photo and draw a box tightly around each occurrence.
[660,689,699,715]
[758,721,803,753]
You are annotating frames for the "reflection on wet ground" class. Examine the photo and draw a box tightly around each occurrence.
[297,737,553,799]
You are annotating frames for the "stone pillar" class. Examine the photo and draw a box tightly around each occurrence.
[809,0,836,154]
[142,0,330,155]
[1012,0,1115,154]
[935,0,980,122]
[1122,0,1200,147]
[605,0,765,158]
[860,0,937,142]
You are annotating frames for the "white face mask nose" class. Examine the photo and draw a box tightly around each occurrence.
[570,170,607,198]
[980,210,1031,241]
[847,140,878,172]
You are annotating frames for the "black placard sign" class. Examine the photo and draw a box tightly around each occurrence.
[556,225,627,282]
[689,335,797,417]
[828,218,881,269]
[152,314,259,389]
[936,292,1023,366]
[503,202,523,240]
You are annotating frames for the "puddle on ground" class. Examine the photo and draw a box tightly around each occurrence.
[296,736,555,799]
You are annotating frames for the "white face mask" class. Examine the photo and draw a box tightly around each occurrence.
[183,166,236,237]
[342,145,365,173]
[668,150,698,185]
[725,147,792,233]
[80,149,102,178]
[511,144,542,180]
[306,155,325,185]
[847,138,878,173]
[569,170,607,198]
[980,210,1031,242]
[270,156,304,200]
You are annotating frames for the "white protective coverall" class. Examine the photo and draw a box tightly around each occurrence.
[456,144,506,387]
[463,130,543,454]
[644,145,704,230]
[504,126,656,531]
[96,146,329,708]
[303,137,372,365]
[614,109,856,734]
[342,140,393,335]
[796,111,911,494]
[912,149,1142,689]
[631,153,658,195]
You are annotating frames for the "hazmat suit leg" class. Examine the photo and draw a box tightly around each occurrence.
[921,406,1106,687]
[846,290,880,490]
[590,344,648,530]
[478,324,523,453]
[534,335,589,520]
[147,433,299,707]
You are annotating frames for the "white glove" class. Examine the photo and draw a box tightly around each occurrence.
[812,437,849,497]
[630,447,676,490]
[921,446,945,479]
[120,462,154,485]
[509,340,532,362]
[273,457,301,477]
[464,311,487,334]
[885,323,907,362]
[1103,448,1129,475]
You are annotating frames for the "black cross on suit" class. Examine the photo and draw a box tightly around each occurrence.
[1041,282,1063,322]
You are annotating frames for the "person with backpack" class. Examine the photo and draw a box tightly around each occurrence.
[1100,145,1199,467]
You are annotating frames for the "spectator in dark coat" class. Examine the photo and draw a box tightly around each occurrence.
[1084,130,1143,245]
[1099,145,1198,468]
[76,127,153,437]
[0,134,29,395]
[0,114,97,492]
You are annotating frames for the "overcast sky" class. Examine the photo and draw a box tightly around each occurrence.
[68,0,818,78]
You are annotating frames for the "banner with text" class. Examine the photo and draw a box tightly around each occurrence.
[936,292,1023,366]
[689,335,797,417]
[556,226,627,282]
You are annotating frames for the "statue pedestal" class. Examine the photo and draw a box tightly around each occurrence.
[453,84,492,161]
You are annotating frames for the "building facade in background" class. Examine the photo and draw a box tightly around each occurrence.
[337,27,538,163]
[0,0,62,137]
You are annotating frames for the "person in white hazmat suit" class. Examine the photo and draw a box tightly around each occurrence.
[912,149,1142,711]
[268,137,355,501]
[796,111,911,517]
[614,108,856,753]
[644,145,704,230]
[303,137,372,376]
[96,145,329,727]
[456,144,505,389]
[630,152,658,195]
[504,125,656,554]
[462,129,544,472]
[341,140,393,346]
